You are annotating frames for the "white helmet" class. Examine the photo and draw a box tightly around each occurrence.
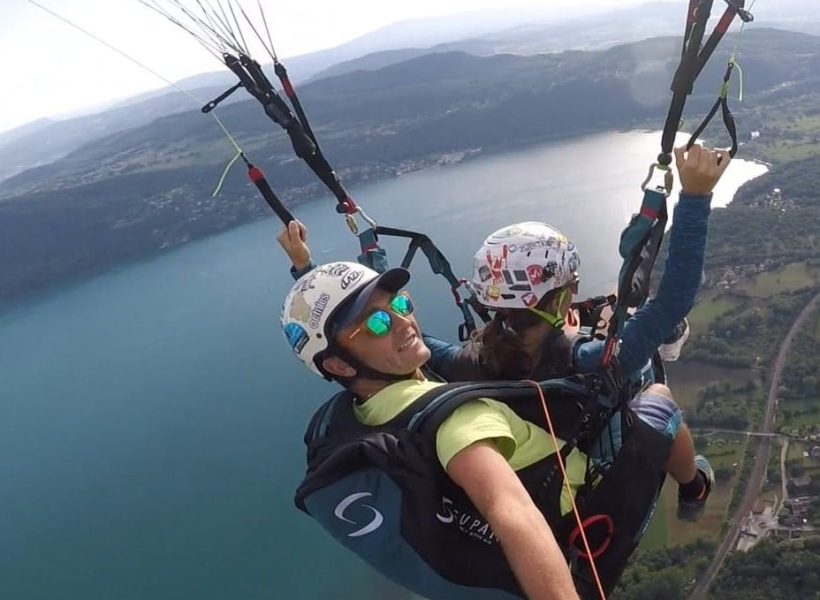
[471,222,580,310]
[281,262,410,377]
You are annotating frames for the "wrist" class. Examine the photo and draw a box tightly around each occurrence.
[290,262,315,280]
[680,190,713,202]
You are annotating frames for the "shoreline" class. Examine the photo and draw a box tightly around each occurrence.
[0,129,769,317]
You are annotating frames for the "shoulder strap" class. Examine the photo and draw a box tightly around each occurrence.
[304,390,358,444]
[406,379,593,439]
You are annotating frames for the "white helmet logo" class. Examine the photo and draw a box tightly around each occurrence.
[334,493,384,538]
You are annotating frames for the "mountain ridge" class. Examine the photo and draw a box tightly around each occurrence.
[1,28,818,307]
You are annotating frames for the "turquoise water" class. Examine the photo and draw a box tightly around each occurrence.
[0,131,766,599]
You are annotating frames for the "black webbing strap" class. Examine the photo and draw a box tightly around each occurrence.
[244,158,294,224]
[211,52,358,215]
[686,58,741,157]
[274,61,319,148]
[373,225,492,340]
[658,0,753,166]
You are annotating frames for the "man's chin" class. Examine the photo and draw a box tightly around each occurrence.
[398,348,430,376]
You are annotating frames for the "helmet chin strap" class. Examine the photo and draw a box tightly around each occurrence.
[526,287,569,330]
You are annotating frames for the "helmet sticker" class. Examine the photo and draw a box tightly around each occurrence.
[341,269,363,290]
[298,271,319,292]
[323,263,350,276]
[486,249,508,284]
[526,265,543,285]
[289,293,312,323]
[543,261,558,281]
[488,286,501,301]
[495,226,522,239]
[522,292,538,307]
[285,323,310,354]
[568,253,580,273]
[478,265,492,282]
[308,293,331,329]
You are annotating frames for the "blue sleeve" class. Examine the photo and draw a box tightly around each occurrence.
[422,333,487,381]
[573,338,605,374]
[423,333,463,375]
[574,193,711,375]
[290,261,316,280]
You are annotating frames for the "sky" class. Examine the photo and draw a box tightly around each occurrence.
[1,0,680,135]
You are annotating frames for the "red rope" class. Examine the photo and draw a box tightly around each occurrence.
[524,380,608,600]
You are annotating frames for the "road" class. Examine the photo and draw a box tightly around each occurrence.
[777,439,789,516]
[691,428,800,440]
[688,290,820,600]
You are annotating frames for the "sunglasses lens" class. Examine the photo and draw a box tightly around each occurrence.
[390,294,413,316]
[366,310,391,337]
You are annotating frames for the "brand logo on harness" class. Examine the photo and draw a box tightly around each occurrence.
[435,497,498,545]
[334,493,384,538]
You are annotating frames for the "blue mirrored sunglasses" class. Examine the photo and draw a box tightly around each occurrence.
[349,293,414,339]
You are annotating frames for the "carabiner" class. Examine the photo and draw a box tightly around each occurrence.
[640,163,673,196]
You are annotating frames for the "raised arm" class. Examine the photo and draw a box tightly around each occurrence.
[617,146,730,372]
[575,145,730,375]
[447,442,580,600]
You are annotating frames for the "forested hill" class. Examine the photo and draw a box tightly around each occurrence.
[1,29,819,307]
[4,29,818,202]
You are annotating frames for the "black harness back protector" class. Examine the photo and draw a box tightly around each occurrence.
[295,378,672,600]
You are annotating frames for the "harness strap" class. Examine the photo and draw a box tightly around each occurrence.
[372,225,492,340]
[616,189,669,315]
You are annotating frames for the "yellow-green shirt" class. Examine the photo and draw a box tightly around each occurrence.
[353,379,587,515]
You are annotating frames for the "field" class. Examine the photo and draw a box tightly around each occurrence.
[640,432,748,549]
[741,96,820,163]
[664,362,757,414]
[686,290,744,334]
[639,260,820,546]
[737,262,820,298]
[786,441,820,482]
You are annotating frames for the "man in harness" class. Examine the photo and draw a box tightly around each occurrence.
[281,146,731,600]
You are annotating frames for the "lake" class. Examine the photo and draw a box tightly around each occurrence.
[0,131,767,600]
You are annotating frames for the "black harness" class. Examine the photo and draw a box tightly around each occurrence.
[295,378,672,600]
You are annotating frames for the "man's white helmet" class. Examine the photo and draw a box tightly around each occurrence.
[281,262,410,377]
[471,222,581,310]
